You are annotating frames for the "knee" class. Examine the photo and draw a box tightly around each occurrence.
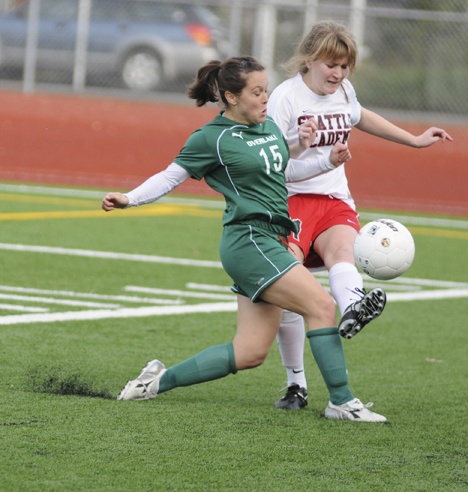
[234,349,268,370]
[305,292,337,328]
[321,294,337,322]
[324,294,337,317]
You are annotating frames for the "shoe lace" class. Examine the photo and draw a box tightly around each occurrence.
[349,400,374,411]
[346,286,367,299]
[346,287,384,316]
[278,384,307,401]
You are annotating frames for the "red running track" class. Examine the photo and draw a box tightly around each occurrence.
[1,90,466,216]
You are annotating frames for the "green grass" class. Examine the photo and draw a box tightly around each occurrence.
[0,183,467,491]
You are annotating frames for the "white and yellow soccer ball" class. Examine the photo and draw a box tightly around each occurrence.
[354,219,415,280]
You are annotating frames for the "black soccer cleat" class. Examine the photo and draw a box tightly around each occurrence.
[338,288,387,339]
[275,384,308,410]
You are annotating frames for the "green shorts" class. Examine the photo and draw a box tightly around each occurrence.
[220,222,300,302]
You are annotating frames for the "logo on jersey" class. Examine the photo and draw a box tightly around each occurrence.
[297,112,352,148]
[246,134,278,147]
[292,218,302,241]
[231,131,244,139]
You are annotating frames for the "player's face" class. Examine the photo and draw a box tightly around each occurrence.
[303,57,350,96]
[226,70,268,125]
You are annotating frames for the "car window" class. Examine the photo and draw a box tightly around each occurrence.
[89,0,191,24]
[129,3,190,23]
[40,0,78,19]
[91,0,130,21]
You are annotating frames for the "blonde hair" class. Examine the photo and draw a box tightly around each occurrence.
[282,20,358,77]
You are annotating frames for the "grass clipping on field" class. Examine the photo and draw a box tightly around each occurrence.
[26,364,114,399]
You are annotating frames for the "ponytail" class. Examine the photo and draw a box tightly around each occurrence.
[187,56,265,108]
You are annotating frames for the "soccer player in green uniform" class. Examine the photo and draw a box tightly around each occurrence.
[102,56,386,422]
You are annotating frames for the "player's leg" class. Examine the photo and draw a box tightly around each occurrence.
[117,295,282,401]
[314,223,387,339]
[260,264,354,404]
[275,196,312,409]
[275,310,308,409]
[262,264,387,422]
[314,224,364,312]
[117,224,288,403]
[275,241,308,409]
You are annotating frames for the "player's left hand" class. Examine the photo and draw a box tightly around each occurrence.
[329,142,352,167]
[416,127,453,147]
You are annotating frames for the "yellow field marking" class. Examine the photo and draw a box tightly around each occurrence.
[0,193,97,207]
[409,226,468,240]
[0,203,221,221]
[1,194,466,239]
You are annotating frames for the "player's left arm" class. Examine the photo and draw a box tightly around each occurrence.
[355,107,453,148]
[285,142,351,182]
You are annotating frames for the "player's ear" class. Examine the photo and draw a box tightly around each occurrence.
[225,91,238,106]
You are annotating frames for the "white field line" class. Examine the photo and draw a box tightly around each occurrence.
[0,303,49,313]
[0,302,238,326]
[125,285,234,300]
[371,276,468,289]
[186,282,233,292]
[0,240,467,326]
[0,293,121,308]
[0,285,184,305]
[0,243,222,268]
[186,280,421,292]
[388,289,468,301]
[3,243,466,290]
[364,283,421,292]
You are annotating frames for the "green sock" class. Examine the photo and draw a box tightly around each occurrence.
[159,342,237,394]
[307,328,354,405]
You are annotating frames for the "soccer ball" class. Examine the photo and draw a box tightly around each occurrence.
[354,219,415,280]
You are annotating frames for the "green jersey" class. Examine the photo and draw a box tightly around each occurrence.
[174,112,296,234]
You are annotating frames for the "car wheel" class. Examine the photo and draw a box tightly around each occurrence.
[121,49,164,91]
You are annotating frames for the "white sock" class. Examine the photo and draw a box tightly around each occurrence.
[329,262,364,315]
[277,310,307,389]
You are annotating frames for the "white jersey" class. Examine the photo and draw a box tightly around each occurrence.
[267,74,362,209]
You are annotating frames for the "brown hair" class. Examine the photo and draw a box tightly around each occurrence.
[187,56,265,107]
[282,20,358,77]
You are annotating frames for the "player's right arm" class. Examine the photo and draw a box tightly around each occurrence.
[101,162,190,212]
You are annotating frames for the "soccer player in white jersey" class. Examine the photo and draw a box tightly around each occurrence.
[268,20,452,412]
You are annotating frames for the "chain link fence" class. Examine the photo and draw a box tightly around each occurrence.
[0,0,467,119]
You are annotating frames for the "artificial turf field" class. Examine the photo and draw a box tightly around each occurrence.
[0,182,467,491]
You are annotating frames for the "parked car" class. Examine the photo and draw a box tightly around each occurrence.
[0,0,229,91]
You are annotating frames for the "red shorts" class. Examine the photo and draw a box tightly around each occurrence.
[288,194,360,269]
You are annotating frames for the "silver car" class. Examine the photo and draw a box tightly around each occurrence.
[0,0,228,91]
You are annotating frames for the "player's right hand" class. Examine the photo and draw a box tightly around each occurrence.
[298,117,318,150]
[102,192,129,211]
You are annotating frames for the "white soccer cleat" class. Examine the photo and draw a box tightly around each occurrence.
[117,359,166,401]
[324,398,388,423]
